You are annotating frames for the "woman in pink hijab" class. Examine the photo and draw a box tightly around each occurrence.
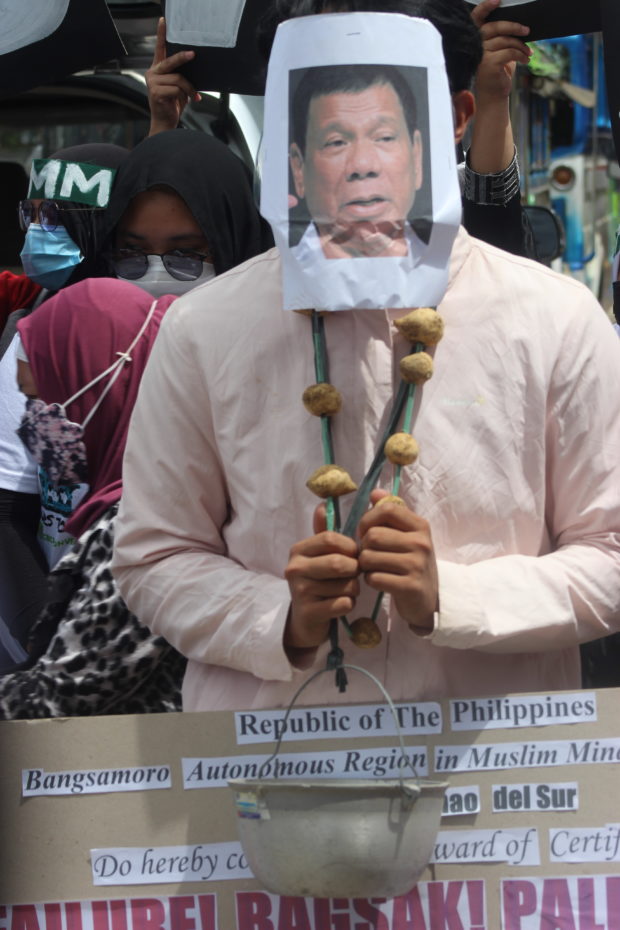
[0,277,184,717]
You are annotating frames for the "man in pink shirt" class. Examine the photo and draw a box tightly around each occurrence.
[112,0,620,711]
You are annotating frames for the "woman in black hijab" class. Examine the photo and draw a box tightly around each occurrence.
[17,142,129,297]
[1,132,272,672]
[103,129,273,297]
[49,143,129,284]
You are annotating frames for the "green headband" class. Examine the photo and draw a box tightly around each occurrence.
[27,159,116,207]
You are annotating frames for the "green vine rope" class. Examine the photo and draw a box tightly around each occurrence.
[310,310,430,647]
[369,340,423,624]
[312,312,339,533]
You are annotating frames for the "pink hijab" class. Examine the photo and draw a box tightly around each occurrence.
[17,278,175,539]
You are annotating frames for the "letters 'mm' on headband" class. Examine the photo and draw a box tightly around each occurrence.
[27,159,116,207]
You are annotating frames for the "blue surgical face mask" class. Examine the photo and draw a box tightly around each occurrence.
[20,222,83,290]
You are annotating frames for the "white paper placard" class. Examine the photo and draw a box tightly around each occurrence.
[182,744,429,789]
[492,782,579,812]
[165,0,247,48]
[234,700,442,743]
[0,0,70,56]
[91,843,251,886]
[450,693,597,731]
[235,881,487,930]
[22,764,171,797]
[442,785,481,817]
[435,737,620,773]
[549,825,620,864]
[501,875,620,930]
[432,828,540,867]
[261,12,461,311]
[0,897,218,930]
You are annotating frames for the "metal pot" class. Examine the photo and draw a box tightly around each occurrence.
[229,773,447,898]
[228,665,448,898]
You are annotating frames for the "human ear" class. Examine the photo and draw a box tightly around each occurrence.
[289,143,306,199]
[451,90,475,145]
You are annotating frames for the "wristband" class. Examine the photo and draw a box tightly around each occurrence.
[463,146,520,206]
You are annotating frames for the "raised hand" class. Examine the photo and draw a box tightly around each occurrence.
[146,17,201,136]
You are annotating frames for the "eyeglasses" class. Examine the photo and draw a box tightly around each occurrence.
[110,249,211,282]
[18,199,101,233]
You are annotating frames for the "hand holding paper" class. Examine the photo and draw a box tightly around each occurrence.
[471,0,531,103]
[147,17,201,136]
[468,0,530,175]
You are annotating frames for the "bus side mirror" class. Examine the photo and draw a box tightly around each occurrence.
[523,205,566,265]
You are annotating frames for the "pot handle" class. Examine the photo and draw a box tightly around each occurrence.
[258,664,421,800]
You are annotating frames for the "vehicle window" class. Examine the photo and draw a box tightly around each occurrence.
[0,80,150,174]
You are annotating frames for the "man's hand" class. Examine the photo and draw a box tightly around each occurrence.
[146,17,201,136]
[472,0,531,104]
[357,489,438,633]
[284,504,360,651]
[467,0,531,174]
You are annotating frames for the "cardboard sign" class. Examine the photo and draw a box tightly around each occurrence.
[2,687,620,928]
[0,0,125,100]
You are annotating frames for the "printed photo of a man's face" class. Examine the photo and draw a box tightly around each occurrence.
[288,63,432,259]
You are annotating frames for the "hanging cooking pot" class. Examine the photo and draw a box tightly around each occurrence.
[228,665,448,899]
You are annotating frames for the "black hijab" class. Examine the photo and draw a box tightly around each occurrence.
[103,130,273,275]
[50,143,129,284]
[0,144,129,366]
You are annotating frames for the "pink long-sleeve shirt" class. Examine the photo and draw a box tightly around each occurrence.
[112,229,620,711]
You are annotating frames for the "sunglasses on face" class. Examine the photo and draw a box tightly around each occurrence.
[18,199,102,233]
[110,249,210,282]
